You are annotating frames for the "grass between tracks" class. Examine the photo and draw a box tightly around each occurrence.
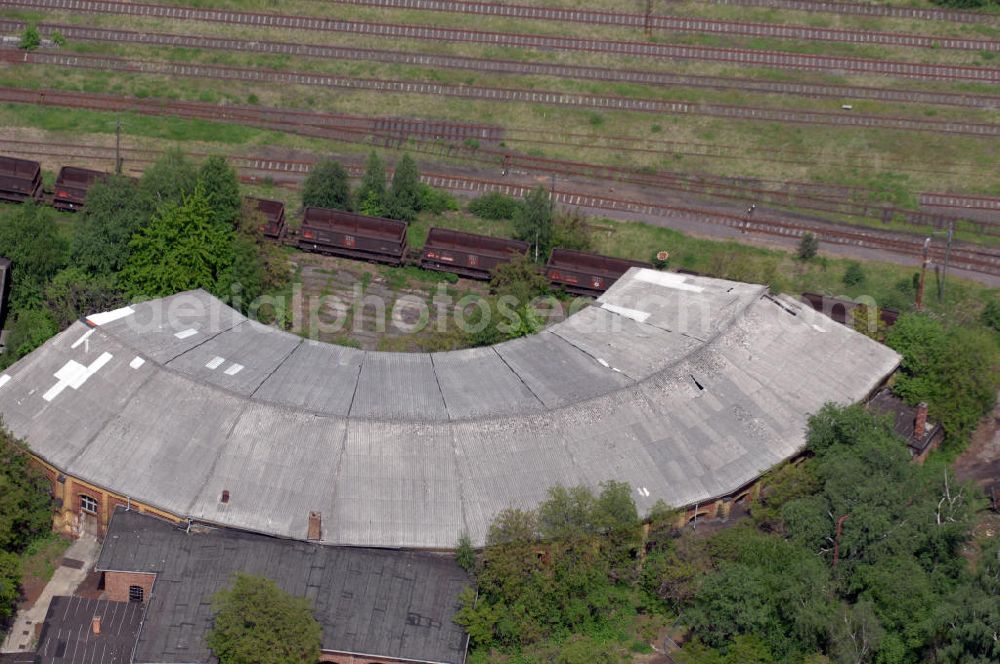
[2,60,997,203]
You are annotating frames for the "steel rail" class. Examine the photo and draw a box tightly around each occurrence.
[2,136,996,275]
[9,49,1000,137]
[4,0,999,83]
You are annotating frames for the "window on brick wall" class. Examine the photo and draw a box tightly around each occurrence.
[129,585,144,603]
[80,495,98,514]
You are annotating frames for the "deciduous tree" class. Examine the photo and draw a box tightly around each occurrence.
[207,573,322,664]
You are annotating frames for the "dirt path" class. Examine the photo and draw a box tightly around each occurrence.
[954,394,1000,487]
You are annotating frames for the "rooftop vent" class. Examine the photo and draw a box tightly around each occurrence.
[220,490,230,504]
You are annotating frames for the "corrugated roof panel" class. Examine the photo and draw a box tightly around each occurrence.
[252,340,364,415]
[0,323,151,470]
[350,353,448,421]
[166,320,301,396]
[331,420,463,548]
[69,370,246,516]
[549,305,700,380]
[431,346,543,419]
[493,331,632,408]
[94,289,245,363]
[189,404,345,539]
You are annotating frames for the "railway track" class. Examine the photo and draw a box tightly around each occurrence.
[704,0,994,24]
[3,137,997,277]
[317,0,1000,52]
[7,21,999,111]
[0,84,994,238]
[5,0,999,83]
[920,192,1000,212]
[8,49,1000,137]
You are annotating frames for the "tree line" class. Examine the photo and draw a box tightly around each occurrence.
[0,150,288,369]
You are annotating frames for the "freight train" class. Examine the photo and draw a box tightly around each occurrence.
[0,155,647,296]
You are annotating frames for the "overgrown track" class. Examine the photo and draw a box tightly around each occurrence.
[8,49,1000,137]
[9,21,1000,111]
[0,139,1000,275]
[704,0,993,24]
[3,137,998,277]
[1,84,995,238]
[5,0,999,83]
[920,192,1000,212]
[316,0,1000,52]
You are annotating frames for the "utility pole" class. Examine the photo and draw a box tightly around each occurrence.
[940,220,954,302]
[115,115,123,175]
[916,237,930,312]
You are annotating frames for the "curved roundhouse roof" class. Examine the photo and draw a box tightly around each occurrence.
[0,269,899,548]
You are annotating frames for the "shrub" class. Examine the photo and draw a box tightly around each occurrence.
[19,24,40,51]
[468,192,521,220]
[797,232,819,261]
[842,262,866,287]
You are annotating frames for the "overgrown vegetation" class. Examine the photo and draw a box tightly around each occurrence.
[206,573,322,664]
[0,428,54,622]
[463,402,999,663]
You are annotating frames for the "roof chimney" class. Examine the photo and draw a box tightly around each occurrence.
[914,402,928,442]
[308,511,322,541]
[91,615,101,636]
[220,489,230,504]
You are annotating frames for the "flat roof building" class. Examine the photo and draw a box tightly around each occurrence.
[96,508,470,664]
[0,269,900,547]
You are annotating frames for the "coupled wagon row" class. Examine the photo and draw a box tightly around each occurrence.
[0,155,649,297]
[288,204,649,296]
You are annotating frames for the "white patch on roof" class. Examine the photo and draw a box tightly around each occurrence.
[87,306,135,326]
[174,328,198,340]
[71,329,94,350]
[130,357,146,369]
[224,363,244,376]
[43,352,113,402]
[812,324,827,333]
[205,356,226,370]
[634,269,705,292]
[600,303,650,323]
[0,374,10,389]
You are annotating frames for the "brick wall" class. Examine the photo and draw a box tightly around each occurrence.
[104,571,156,604]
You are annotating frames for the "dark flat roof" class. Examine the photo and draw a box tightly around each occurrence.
[868,388,942,453]
[97,508,470,664]
[33,596,143,664]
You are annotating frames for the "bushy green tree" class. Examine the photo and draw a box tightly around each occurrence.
[355,151,386,216]
[207,573,322,664]
[457,482,644,651]
[44,268,124,329]
[513,186,553,260]
[886,314,1000,442]
[468,192,521,220]
[73,174,151,278]
[981,298,1000,335]
[302,158,351,211]
[0,203,68,309]
[18,24,40,51]
[0,551,20,621]
[931,536,1000,663]
[385,154,421,221]
[198,156,242,227]
[489,256,548,304]
[0,309,58,369]
[842,262,866,287]
[797,232,819,261]
[121,184,235,299]
[0,428,53,553]
[552,208,592,252]
[138,148,198,210]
